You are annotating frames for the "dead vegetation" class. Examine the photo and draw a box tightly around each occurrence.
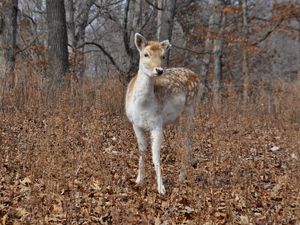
[0,71,299,224]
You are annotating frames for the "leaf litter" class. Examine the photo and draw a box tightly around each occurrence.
[0,105,299,224]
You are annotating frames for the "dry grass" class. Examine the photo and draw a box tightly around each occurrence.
[0,69,299,224]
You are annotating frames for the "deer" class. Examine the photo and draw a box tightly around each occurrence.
[125,33,200,194]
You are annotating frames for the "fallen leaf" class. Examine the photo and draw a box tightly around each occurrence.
[270,146,280,152]
[240,215,249,224]
[15,207,29,219]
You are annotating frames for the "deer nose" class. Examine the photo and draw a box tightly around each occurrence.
[156,68,164,75]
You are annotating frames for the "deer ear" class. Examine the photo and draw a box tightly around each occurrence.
[135,33,147,52]
[160,40,171,50]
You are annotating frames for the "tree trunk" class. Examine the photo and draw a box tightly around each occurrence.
[201,11,214,95]
[65,0,96,77]
[211,0,224,109]
[242,0,250,108]
[128,0,143,65]
[201,0,223,103]
[157,0,176,67]
[0,0,18,87]
[212,38,223,109]
[75,0,96,77]
[123,0,143,82]
[46,0,69,83]
[65,0,76,48]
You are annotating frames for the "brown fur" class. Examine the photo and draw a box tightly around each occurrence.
[154,68,199,104]
[127,68,199,107]
[125,76,137,109]
[147,41,161,51]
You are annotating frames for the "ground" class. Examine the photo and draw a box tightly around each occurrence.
[0,81,299,224]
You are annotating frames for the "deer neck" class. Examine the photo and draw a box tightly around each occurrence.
[134,69,155,101]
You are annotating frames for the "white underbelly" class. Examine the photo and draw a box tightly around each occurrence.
[126,94,186,129]
[126,103,162,130]
[162,94,186,124]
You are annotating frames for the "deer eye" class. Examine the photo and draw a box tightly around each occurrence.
[162,56,165,59]
[144,53,149,58]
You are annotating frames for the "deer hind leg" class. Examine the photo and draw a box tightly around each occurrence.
[133,125,147,184]
[178,105,195,182]
[151,128,165,194]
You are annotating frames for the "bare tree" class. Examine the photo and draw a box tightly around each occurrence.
[200,1,224,102]
[124,0,144,75]
[199,0,224,106]
[212,0,225,109]
[122,0,178,78]
[65,0,76,48]
[75,0,146,82]
[46,0,69,83]
[65,0,96,76]
[201,11,214,94]
[0,0,18,87]
[242,0,250,108]
[157,0,176,67]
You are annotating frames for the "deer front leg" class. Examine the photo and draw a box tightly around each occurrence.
[151,128,165,194]
[133,125,147,184]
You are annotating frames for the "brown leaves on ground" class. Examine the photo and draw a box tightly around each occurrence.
[0,97,299,224]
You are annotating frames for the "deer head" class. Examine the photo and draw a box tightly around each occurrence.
[135,33,171,77]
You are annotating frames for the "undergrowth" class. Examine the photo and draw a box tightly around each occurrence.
[0,70,299,224]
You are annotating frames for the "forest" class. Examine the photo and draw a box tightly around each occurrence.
[0,0,299,224]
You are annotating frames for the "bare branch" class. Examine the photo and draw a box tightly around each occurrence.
[123,0,131,55]
[15,35,40,55]
[20,12,37,26]
[141,7,155,30]
[145,0,164,10]
[172,43,212,55]
[251,16,300,32]
[176,0,195,11]
[252,17,285,46]
[82,41,123,72]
